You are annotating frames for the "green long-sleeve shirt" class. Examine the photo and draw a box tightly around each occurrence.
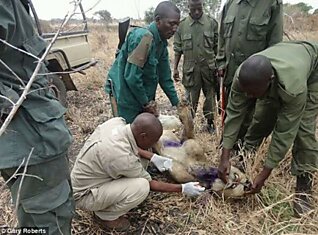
[174,14,218,70]
[107,22,179,121]
[217,0,283,87]
[0,0,72,168]
[223,41,318,169]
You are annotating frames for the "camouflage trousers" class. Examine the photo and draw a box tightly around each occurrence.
[1,155,75,235]
[244,82,318,175]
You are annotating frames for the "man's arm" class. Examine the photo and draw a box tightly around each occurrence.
[173,54,182,82]
[158,47,179,106]
[150,180,181,192]
[0,3,19,116]
[222,78,252,149]
[107,154,152,181]
[138,147,172,172]
[218,75,252,182]
[138,148,153,160]
[150,180,205,197]
[173,30,183,81]
[124,33,154,107]
[0,2,15,53]
[246,91,306,194]
[266,0,283,47]
[216,3,227,71]
[212,18,219,56]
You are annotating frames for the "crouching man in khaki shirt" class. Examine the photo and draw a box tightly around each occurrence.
[71,113,204,232]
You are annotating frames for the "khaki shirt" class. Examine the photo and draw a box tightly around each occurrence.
[223,41,318,169]
[217,0,283,86]
[71,117,151,200]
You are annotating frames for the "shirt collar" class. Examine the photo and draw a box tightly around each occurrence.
[148,22,168,47]
[125,124,139,156]
[188,14,205,26]
[236,0,256,7]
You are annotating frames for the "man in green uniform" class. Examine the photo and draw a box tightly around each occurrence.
[173,0,218,133]
[106,1,180,123]
[218,41,318,217]
[0,0,74,233]
[217,0,283,141]
[217,0,283,89]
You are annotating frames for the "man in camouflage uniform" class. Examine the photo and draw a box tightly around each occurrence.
[218,41,318,217]
[0,0,74,233]
[106,1,180,123]
[173,0,218,133]
[217,0,283,141]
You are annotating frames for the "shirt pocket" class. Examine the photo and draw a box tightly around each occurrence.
[21,95,72,158]
[223,15,235,38]
[21,34,48,80]
[247,15,271,41]
[203,31,214,48]
[181,34,192,51]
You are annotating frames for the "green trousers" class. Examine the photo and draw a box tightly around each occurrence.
[1,155,75,235]
[184,65,216,122]
[244,82,318,175]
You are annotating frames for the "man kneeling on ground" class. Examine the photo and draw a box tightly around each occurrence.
[71,113,205,232]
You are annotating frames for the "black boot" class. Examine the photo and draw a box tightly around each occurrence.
[293,172,313,218]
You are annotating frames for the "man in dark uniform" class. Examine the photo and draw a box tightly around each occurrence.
[0,0,74,233]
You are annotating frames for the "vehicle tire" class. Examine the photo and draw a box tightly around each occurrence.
[48,75,67,107]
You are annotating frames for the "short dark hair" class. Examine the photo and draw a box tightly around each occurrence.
[239,55,272,86]
[154,1,180,20]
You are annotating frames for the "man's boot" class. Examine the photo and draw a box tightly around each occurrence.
[93,214,131,232]
[293,172,313,218]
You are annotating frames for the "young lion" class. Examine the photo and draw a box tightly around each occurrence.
[155,101,251,198]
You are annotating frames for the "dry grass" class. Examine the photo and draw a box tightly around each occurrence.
[1,21,318,234]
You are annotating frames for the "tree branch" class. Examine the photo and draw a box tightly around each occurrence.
[0,95,15,106]
[0,39,40,61]
[15,147,34,213]
[0,59,25,87]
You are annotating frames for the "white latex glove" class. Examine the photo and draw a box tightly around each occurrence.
[150,154,173,172]
[181,182,205,197]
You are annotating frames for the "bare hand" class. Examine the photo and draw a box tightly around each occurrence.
[245,167,272,195]
[217,68,225,78]
[143,100,159,117]
[218,148,231,183]
[173,69,180,82]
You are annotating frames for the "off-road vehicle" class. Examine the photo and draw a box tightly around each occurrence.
[29,0,97,106]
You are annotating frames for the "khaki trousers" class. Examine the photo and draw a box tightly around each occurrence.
[76,177,150,220]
